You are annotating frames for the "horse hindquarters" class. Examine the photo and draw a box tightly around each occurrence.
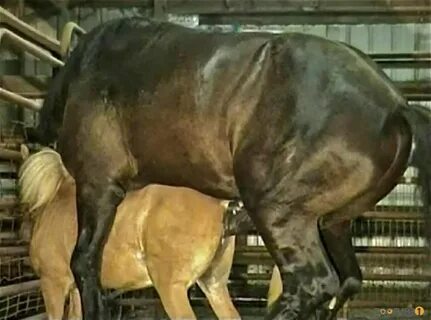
[235,115,411,319]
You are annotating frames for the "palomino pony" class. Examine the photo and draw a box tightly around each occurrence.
[19,148,240,320]
[32,17,431,320]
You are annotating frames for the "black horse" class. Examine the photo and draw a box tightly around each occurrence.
[32,18,431,320]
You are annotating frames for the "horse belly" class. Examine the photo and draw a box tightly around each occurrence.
[129,112,238,198]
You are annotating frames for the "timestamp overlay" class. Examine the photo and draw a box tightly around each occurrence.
[343,306,428,320]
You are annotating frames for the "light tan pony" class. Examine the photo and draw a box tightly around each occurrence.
[19,148,240,320]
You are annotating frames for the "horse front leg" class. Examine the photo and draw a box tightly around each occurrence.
[71,180,125,320]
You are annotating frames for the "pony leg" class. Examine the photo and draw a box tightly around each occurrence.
[40,277,69,320]
[197,237,240,319]
[68,287,82,320]
[71,179,126,320]
[156,283,196,319]
[197,282,240,320]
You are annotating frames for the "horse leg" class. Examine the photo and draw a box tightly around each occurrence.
[68,287,82,320]
[317,219,362,320]
[40,277,69,320]
[265,220,361,320]
[70,179,125,320]
[316,179,406,320]
[257,213,338,320]
[156,283,196,319]
[197,237,240,319]
[60,104,137,320]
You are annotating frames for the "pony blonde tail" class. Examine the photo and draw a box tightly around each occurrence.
[18,148,71,215]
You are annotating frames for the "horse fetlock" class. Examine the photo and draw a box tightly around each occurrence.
[340,277,362,297]
[317,277,362,320]
[266,294,301,320]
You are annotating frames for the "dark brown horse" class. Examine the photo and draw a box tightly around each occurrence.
[31,18,431,320]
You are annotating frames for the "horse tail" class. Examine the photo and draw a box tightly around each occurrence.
[30,19,134,146]
[18,148,72,215]
[401,104,431,242]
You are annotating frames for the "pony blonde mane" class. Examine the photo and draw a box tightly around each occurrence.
[18,148,72,215]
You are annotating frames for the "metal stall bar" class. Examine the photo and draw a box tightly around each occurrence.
[0,28,63,111]
[0,88,41,111]
[0,27,63,117]
[0,280,40,298]
[0,6,61,54]
[195,0,431,25]
[0,246,28,255]
[22,314,47,320]
[0,28,63,67]
[371,52,431,69]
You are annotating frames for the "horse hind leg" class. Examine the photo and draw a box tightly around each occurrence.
[70,175,127,320]
[61,107,138,320]
[316,219,362,320]
[257,212,339,320]
[317,179,409,318]
[316,121,411,320]
[266,221,361,320]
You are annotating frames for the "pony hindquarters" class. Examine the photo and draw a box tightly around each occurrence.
[20,150,240,320]
[141,185,239,319]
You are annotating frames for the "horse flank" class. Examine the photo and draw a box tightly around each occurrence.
[18,148,71,215]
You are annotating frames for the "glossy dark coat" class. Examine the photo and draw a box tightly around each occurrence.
[35,18,431,320]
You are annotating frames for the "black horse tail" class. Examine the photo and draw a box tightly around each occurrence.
[27,43,84,147]
[27,21,108,146]
[28,18,149,147]
[26,66,68,146]
[401,104,431,247]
